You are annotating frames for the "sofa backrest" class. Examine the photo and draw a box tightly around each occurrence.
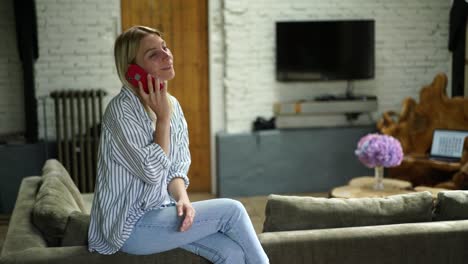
[434,190,468,221]
[263,190,468,233]
[263,192,435,232]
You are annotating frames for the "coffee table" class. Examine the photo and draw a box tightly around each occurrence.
[331,176,447,198]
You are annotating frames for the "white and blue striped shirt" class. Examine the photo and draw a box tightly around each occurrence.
[88,86,191,255]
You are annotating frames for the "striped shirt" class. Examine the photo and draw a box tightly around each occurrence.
[88,86,191,255]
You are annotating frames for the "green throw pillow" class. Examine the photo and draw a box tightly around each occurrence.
[42,159,87,213]
[32,176,82,246]
[434,190,468,221]
[263,192,434,232]
[61,211,90,246]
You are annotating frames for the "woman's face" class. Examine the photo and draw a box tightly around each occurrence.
[135,34,175,81]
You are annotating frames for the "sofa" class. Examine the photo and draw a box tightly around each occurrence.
[2,159,468,264]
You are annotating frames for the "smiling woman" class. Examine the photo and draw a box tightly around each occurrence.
[87,26,269,264]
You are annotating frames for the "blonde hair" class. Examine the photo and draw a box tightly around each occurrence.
[114,25,172,122]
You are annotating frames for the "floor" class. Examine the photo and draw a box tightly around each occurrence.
[0,192,327,252]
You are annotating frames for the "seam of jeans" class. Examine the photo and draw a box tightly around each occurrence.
[222,204,251,264]
[190,241,226,264]
[136,218,221,228]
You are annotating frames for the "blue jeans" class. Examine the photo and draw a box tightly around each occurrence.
[120,198,269,264]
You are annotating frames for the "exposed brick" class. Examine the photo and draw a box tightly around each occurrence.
[0,0,455,139]
[214,0,451,133]
[33,0,121,139]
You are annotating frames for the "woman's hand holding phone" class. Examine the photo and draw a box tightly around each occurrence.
[126,64,164,94]
[137,74,171,122]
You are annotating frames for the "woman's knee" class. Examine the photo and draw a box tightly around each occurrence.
[217,198,246,213]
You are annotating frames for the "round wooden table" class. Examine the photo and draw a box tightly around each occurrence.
[331,176,447,198]
[348,176,412,189]
[331,177,414,198]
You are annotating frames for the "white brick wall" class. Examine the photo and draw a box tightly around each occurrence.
[0,0,25,136]
[35,0,121,140]
[209,0,225,193]
[0,0,454,140]
[210,0,452,133]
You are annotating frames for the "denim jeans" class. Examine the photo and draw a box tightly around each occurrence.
[120,198,269,264]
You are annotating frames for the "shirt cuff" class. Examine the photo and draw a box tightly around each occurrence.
[166,174,190,189]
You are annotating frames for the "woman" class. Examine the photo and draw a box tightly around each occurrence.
[88,25,269,264]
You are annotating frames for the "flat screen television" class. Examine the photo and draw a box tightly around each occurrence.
[276,20,375,81]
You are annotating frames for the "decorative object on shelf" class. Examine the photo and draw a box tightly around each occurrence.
[252,116,276,131]
[355,133,404,190]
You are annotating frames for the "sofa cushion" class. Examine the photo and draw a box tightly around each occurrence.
[61,211,90,246]
[32,175,82,246]
[42,159,87,213]
[434,190,468,221]
[263,192,434,232]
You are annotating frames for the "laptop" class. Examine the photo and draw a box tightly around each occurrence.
[429,129,468,162]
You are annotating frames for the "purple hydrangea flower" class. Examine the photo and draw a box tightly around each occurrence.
[355,133,404,168]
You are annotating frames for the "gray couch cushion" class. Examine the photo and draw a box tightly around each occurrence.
[61,211,90,247]
[32,175,82,246]
[263,192,434,232]
[42,159,87,213]
[0,177,48,257]
[434,190,468,221]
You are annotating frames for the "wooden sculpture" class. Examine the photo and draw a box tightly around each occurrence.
[377,73,468,188]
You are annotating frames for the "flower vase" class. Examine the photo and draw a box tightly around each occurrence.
[374,166,384,190]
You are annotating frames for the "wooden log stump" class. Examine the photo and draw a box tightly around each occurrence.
[377,73,468,188]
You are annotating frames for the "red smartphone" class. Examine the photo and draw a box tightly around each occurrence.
[126,64,163,94]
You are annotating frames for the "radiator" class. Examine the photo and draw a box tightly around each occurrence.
[50,90,106,193]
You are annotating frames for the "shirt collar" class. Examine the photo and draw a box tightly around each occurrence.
[121,86,154,124]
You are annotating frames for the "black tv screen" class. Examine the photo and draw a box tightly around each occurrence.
[276,20,375,81]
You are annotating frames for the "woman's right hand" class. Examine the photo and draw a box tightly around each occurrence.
[137,74,171,122]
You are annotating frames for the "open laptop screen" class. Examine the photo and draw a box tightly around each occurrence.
[430,129,468,159]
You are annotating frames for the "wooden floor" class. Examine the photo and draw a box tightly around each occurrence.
[0,192,327,252]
